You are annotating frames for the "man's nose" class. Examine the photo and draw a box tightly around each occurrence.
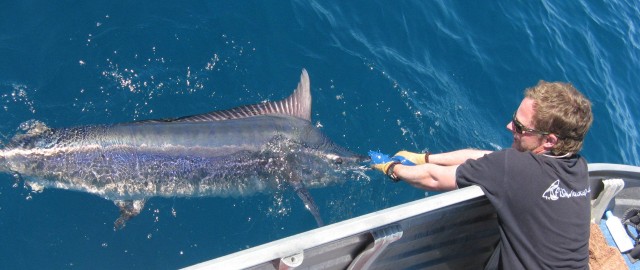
[506,121,516,133]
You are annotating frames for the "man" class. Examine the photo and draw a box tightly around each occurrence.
[371,81,593,269]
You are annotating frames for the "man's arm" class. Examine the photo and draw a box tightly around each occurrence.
[429,149,492,166]
[392,163,459,191]
[388,149,491,191]
[370,148,492,191]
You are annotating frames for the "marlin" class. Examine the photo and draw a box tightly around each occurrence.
[0,69,367,228]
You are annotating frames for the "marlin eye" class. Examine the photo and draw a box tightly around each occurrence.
[326,154,343,164]
[334,157,343,164]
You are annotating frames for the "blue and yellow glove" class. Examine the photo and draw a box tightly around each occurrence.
[369,150,400,177]
[368,150,429,182]
[392,150,430,165]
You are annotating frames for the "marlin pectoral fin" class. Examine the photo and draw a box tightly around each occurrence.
[113,199,146,230]
[291,180,324,227]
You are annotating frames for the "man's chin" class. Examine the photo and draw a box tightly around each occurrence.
[512,142,525,152]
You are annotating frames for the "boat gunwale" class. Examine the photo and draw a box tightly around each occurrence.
[184,163,640,269]
[183,185,486,269]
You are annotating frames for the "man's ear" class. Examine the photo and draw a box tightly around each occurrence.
[543,134,559,149]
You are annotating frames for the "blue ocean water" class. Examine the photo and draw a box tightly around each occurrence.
[0,1,638,269]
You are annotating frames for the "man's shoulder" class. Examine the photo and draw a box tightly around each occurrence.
[480,148,535,163]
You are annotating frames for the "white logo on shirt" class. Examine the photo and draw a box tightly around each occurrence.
[542,180,590,201]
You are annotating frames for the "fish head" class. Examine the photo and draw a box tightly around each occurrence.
[321,146,370,167]
[289,143,370,189]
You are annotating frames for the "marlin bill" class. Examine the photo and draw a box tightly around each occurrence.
[0,69,368,228]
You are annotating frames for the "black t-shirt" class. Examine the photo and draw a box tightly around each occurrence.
[456,148,590,269]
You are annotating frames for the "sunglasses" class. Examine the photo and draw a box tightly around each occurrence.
[512,113,550,136]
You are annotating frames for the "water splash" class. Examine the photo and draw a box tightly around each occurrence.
[0,83,37,114]
[77,33,256,121]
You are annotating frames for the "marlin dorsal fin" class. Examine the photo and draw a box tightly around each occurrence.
[147,69,311,123]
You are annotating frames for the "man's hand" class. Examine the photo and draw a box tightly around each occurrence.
[392,150,429,165]
[368,150,399,175]
[369,150,426,181]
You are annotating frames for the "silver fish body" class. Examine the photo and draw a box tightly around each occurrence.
[1,115,361,200]
[0,69,367,228]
